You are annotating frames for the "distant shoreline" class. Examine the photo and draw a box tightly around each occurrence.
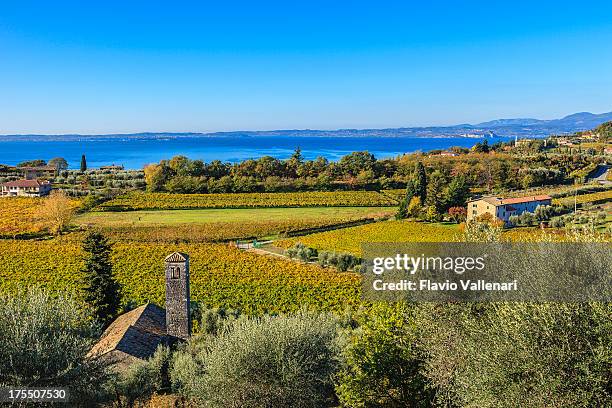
[1,110,609,141]
[0,134,511,170]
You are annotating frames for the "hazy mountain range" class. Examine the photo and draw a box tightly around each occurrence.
[2,111,611,141]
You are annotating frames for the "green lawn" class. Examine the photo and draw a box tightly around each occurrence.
[76,207,396,227]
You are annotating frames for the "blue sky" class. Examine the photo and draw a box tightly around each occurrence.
[1,0,611,134]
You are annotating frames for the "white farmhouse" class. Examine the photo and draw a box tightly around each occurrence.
[0,179,52,197]
[466,195,552,224]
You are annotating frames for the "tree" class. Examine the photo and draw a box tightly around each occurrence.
[425,205,442,222]
[17,159,46,167]
[413,162,427,203]
[112,345,172,406]
[396,179,417,219]
[37,190,75,235]
[534,205,554,221]
[80,154,88,171]
[168,155,190,176]
[419,302,612,407]
[286,147,304,178]
[396,198,409,220]
[81,232,121,325]
[448,206,467,223]
[407,196,424,219]
[339,151,376,177]
[472,139,490,153]
[336,303,433,407]
[48,157,69,173]
[444,175,469,209]
[425,170,446,215]
[144,163,167,192]
[0,289,110,404]
[171,312,340,408]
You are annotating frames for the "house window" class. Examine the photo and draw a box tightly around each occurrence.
[170,266,180,279]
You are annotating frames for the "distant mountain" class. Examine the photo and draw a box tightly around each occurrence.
[476,111,612,130]
[476,118,543,127]
[1,111,611,141]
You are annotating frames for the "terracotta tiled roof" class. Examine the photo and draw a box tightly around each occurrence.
[20,166,57,171]
[468,195,552,207]
[481,197,502,205]
[88,303,169,361]
[498,195,552,205]
[1,179,50,188]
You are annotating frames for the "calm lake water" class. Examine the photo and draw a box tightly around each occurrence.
[0,135,510,170]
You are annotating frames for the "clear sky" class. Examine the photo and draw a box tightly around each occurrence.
[1,0,611,134]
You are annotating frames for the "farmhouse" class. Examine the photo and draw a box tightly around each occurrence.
[88,252,191,370]
[0,179,52,197]
[514,138,534,147]
[21,165,58,179]
[466,195,552,224]
[100,164,124,171]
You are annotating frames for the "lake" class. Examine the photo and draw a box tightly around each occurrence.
[0,135,510,170]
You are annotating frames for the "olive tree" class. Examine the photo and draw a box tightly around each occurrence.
[171,311,341,408]
[0,289,111,405]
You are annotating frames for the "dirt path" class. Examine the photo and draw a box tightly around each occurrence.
[246,246,287,258]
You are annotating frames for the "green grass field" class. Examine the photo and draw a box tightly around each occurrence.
[76,207,395,226]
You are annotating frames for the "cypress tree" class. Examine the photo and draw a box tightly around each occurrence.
[426,170,447,215]
[80,154,87,171]
[81,232,120,325]
[413,162,427,203]
[396,179,416,220]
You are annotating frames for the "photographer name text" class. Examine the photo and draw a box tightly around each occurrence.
[372,279,518,292]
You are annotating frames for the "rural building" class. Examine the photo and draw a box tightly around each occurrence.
[466,195,552,224]
[0,179,52,197]
[88,252,191,369]
[21,165,58,179]
[100,164,125,171]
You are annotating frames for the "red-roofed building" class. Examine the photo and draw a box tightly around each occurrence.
[1,179,52,197]
[466,195,552,225]
[21,165,57,180]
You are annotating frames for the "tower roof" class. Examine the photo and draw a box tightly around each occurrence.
[164,252,188,262]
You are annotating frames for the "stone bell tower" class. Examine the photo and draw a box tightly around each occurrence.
[164,252,191,339]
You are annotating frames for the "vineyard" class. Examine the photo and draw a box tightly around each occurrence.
[277,220,461,255]
[0,197,79,237]
[96,191,399,211]
[0,197,46,237]
[0,239,361,314]
[553,190,612,207]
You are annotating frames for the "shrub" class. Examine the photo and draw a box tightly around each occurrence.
[336,303,434,407]
[550,217,565,228]
[462,219,503,242]
[0,289,110,405]
[286,242,318,262]
[111,345,172,406]
[171,312,341,408]
[509,211,537,226]
[317,250,362,272]
[419,302,612,407]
